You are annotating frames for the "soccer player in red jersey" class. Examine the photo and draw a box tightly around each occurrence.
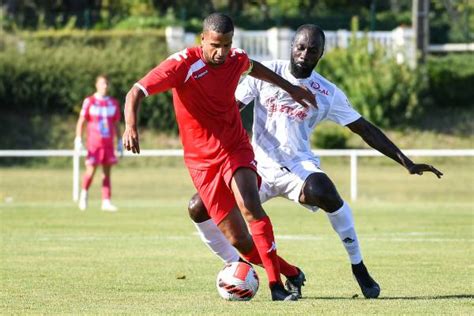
[75,75,122,212]
[122,13,316,301]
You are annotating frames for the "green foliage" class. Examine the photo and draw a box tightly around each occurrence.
[0,30,176,137]
[318,37,423,127]
[311,124,350,149]
[0,30,179,154]
[426,53,474,109]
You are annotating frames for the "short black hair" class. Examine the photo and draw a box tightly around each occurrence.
[294,24,326,54]
[203,13,234,34]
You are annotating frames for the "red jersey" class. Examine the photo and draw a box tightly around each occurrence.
[136,46,252,169]
[80,95,121,149]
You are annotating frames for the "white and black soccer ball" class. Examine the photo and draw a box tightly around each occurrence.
[216,261,259,301]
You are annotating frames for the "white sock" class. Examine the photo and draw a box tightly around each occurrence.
[194,219,240,264]
[326,201,362,265]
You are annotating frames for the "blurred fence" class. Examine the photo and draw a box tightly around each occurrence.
[167,26,416,66]
[167,26,474,68]
[1,149,473,202]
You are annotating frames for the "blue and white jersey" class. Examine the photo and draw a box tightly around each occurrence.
[235,60,361,168]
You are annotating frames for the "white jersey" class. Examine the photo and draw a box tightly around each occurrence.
[235,60,361,168]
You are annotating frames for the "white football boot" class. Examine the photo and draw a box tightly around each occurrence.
[101,199,118,212]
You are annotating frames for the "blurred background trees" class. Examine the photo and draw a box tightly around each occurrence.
[0,0,472,151]
[3,0,472,43]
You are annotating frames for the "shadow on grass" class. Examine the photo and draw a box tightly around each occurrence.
[304,294,474,300]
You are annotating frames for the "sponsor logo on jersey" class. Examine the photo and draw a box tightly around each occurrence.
[193,69,209,79]
[185,59,206,83]
[309,81,329,96]
[266,96,308,121]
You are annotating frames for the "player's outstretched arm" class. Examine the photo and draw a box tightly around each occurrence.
[248,60,316,108]
[123,86,145,154]
[74,115,85,151]
[347,117,443,178]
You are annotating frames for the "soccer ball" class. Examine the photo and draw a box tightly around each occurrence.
[216,261,259,301]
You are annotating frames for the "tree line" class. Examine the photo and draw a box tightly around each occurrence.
[3,0,472,43]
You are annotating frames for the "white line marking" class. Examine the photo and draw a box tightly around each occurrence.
[31,233,472,243]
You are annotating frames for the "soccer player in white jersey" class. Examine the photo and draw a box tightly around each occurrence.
[187,24,443,299]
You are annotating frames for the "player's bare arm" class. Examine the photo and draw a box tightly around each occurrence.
[123,86,145,154]
[347,117,443,178]
[248,59,317,108]
[75,115,85,139]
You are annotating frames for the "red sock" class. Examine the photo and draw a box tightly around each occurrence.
[241,244,262,266]
[242,244,298,277]
[248,216,281,286]
[82,173,93,190]
[277,255,298,277]
[102,175,111,199]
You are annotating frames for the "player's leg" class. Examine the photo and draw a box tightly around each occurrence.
[101,164,117,212]
[300,172,380,298]
[188,193,301,280]
[230,167,298,301]
[79,163,96,210]
[188,193,241,263]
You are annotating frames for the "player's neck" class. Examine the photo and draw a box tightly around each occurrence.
[94,92,107,99]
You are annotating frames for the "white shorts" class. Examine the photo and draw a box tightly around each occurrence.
[258,159,325,212]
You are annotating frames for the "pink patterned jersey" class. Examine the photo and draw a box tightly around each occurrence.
[80,95,121,149]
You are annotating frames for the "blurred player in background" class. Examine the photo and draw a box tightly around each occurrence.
[188,24,443,299]
[122,13,316,301]
[75,74,122,212]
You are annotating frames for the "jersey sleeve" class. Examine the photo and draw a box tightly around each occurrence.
[113,98,121,122]
[326,88,362,126]
[80,97,91,121]
[235,76,260,105]
[231,48,252,76]
[135,49,189,96]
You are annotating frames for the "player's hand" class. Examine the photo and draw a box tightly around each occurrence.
[74,137,83,152]
[117,138,124,157]
[408,163,443,178]
[288,85,317,108]
[122,126,140,154]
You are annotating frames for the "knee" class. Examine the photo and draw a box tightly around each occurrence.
[302,174,343,212]
[187,193,210,223]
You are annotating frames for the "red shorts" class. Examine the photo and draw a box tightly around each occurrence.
[85,147,117,166]
[188,147,259,225]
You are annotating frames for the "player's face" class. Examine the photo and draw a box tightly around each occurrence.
[290,31,323,78]
[95,77,109,96]
[201,30,233,65]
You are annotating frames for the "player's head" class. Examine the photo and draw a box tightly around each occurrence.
[95,74,109,96]
[290,24,325,78]
[201,13,234,65]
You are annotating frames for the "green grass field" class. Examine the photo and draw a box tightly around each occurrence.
[1,157,473,314]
